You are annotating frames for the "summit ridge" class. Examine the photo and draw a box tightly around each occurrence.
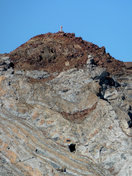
[10,32,125,75]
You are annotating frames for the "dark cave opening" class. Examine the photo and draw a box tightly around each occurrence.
[68,144,76,152]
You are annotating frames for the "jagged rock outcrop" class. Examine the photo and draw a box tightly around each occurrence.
[0,32,132,176]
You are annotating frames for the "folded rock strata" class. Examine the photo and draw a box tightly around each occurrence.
[0,32,132,176]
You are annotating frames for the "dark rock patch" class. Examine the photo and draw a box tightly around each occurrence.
[127,120,132,128]
[69,144,76,152]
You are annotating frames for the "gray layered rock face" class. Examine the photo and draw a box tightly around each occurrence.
[0,34,132,176]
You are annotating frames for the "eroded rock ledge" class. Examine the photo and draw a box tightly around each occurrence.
[0,32,132,176]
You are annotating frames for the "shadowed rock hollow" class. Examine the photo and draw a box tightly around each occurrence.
[0,32,132,176]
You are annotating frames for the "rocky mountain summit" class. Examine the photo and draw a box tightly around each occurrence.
[0,32,132,176]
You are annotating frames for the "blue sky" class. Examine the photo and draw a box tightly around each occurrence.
[0,0,132,62]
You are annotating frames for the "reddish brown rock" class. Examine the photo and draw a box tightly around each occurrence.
[9,32,125,75]
[124,62,132,69]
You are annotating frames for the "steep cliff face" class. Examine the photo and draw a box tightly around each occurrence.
[0,32,132,176]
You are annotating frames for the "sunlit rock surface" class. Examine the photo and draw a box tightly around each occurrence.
[0,32,132,176]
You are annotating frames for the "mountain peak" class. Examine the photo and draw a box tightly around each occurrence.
[10,32,125,75]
